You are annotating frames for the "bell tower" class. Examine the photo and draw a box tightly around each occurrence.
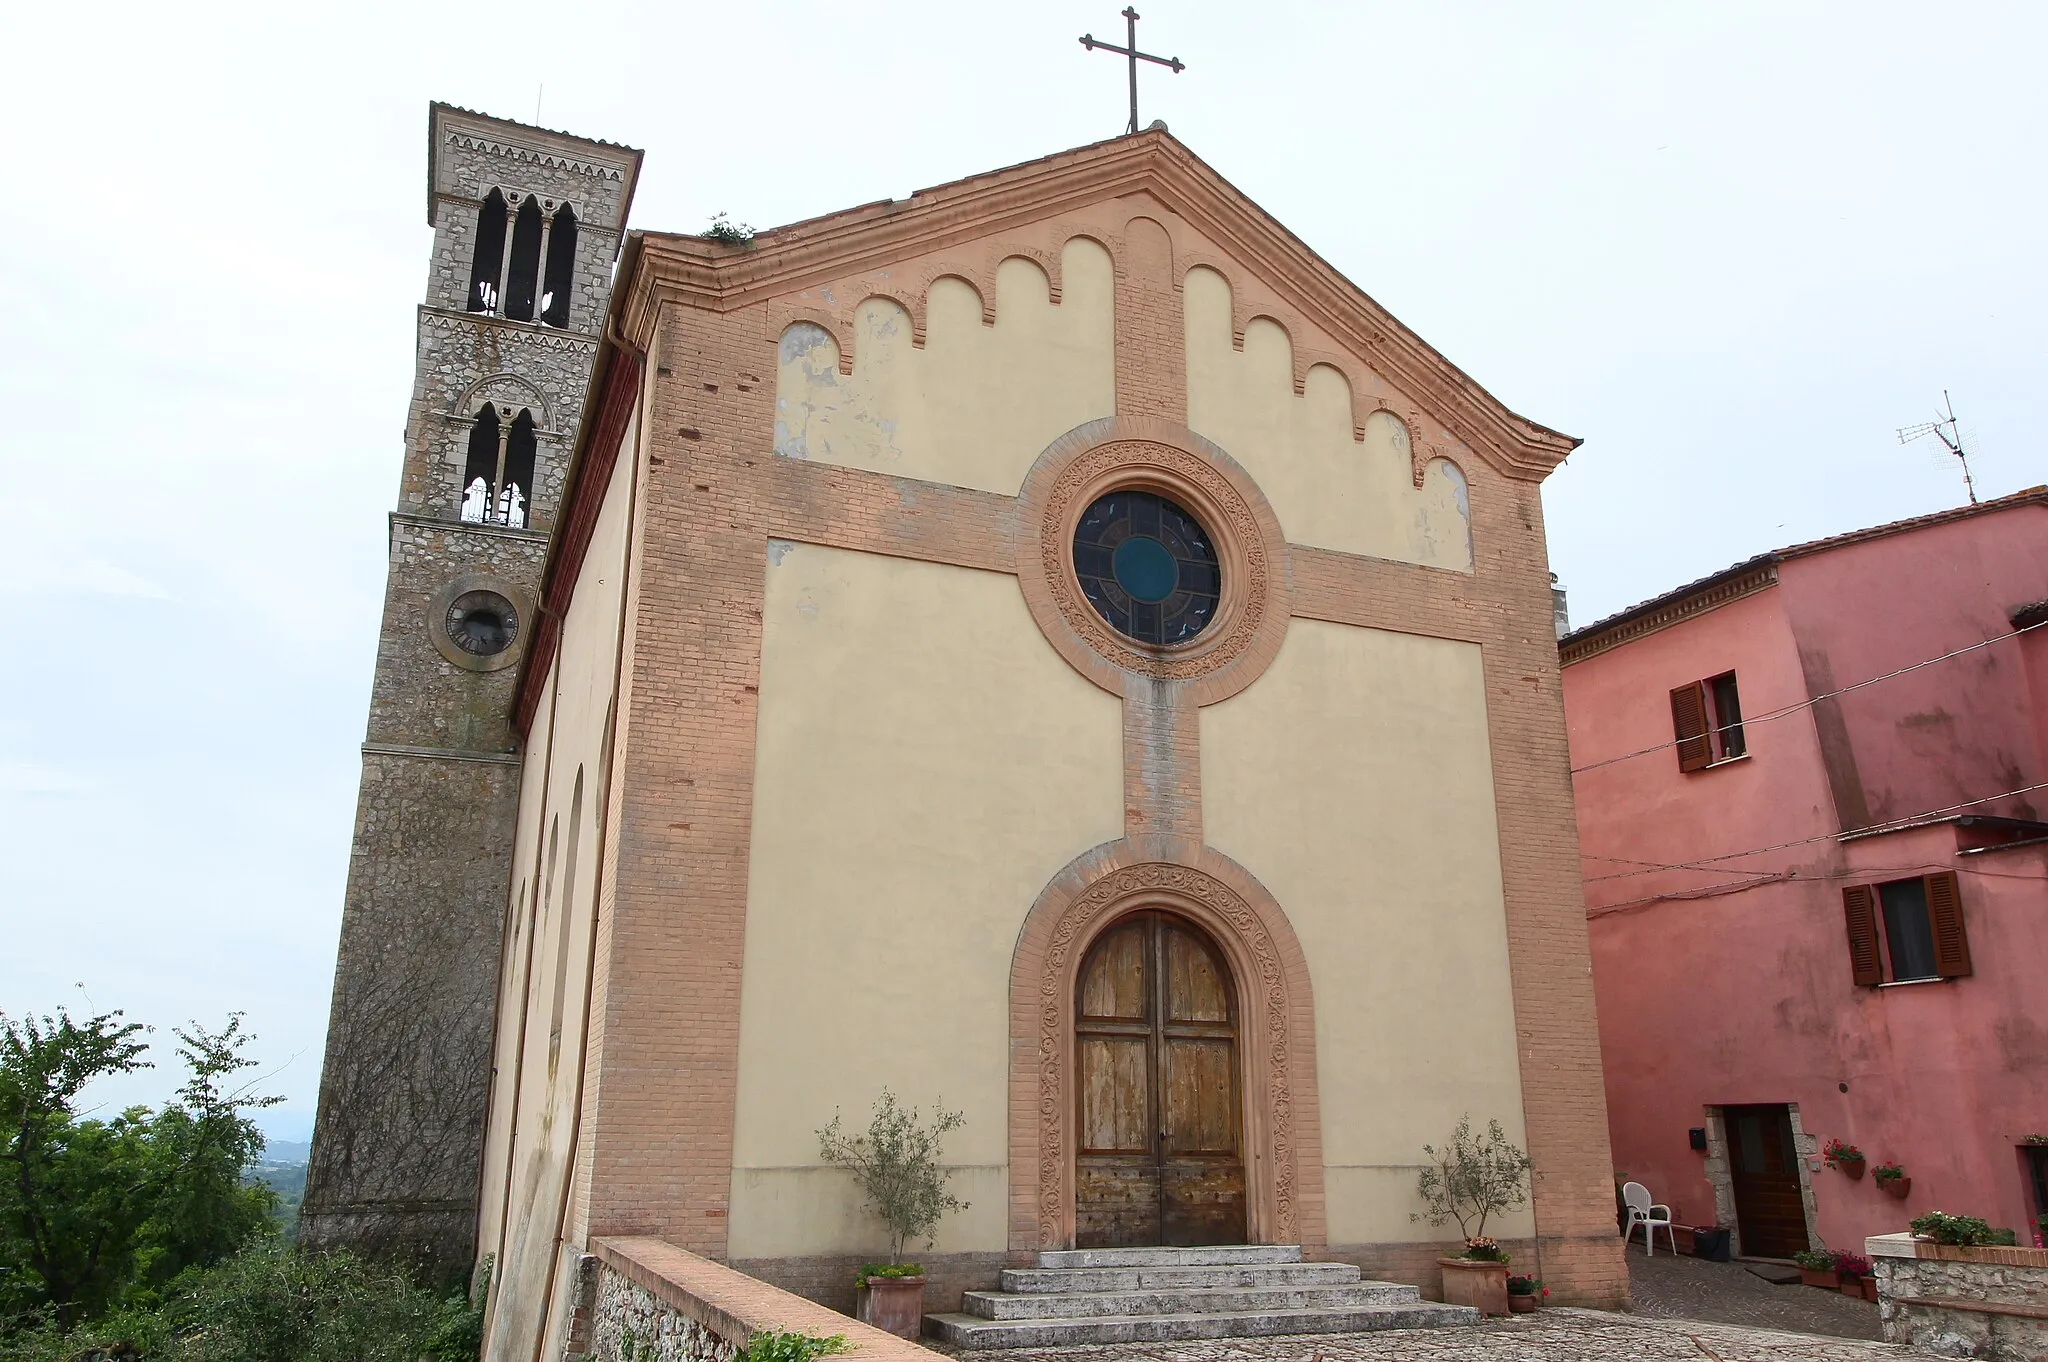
[302,104,640,1277]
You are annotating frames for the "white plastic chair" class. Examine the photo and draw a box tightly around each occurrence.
[1622,1181,1675,1255]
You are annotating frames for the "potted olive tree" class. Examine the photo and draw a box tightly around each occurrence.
[818,1090,969,1340]
[1413,1115,1533,1317]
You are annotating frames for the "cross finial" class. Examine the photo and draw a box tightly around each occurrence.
[1079,7,1185,136]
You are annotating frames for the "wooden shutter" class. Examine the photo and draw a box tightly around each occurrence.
[1842,885,1884,986]
[1925,871,1973,978]
[1670,682,1713,771]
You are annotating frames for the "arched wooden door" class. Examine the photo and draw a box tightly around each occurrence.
[1074,911,1247,1247]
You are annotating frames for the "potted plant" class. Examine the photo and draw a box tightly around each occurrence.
[1831,1251,1875,1301]
[1506,1275,1544,1313]
[818,1090,969,1339]
[1412,1115,1533,1317]
[1822,1138,1866,1179]
[1873,1161,1910,1199]
[1691,1223,1732,1262]
[1910,1210,1995,1246]
[1792,1249,1838,1289]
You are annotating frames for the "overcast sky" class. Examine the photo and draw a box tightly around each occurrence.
[3,1,2041,1137]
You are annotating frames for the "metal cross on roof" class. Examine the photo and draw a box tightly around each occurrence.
[1079,7,1185,136]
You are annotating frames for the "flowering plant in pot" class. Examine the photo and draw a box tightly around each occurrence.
[1413,1116,1532,1317]
[1505,1275,1545,1313]
[1822,1138,1865,1178]
[1873,1161,1910,1199]
[1792,1249,1838,1289]
[1831,1250,1875,1300]
[818,1090,969,1339]
[1909,1210,1995,1246]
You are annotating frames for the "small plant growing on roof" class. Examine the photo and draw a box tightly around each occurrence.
[818,1089,970,1264]
[1412,1114,1533,1245]
[704,211,756,245]
[740,1331,851,1362]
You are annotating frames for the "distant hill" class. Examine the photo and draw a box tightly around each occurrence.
[246,1140,309,1239]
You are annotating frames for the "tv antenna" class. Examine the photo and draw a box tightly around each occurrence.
[1896,390,1977,505]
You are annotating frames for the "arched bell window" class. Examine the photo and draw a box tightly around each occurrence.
[504,197,543,322]
[540,203,577,329]
[457,403,536,527]
[467,190,508,314]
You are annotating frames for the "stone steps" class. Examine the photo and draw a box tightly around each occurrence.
[998,1262,1365,1294]
[925,1245,1480,1349]
[960,1282,1426,1320]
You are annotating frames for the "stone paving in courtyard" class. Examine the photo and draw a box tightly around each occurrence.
[932,1309,1906,1362]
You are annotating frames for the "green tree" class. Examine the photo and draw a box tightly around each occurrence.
[0,1010,278,1326]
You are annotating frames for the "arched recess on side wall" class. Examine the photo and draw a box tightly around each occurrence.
[1006,838,1326,1254]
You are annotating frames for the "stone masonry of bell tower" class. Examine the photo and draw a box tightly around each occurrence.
[302,104,641,1278]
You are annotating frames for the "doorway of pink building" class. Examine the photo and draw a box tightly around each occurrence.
[1724,1104,1811,1258]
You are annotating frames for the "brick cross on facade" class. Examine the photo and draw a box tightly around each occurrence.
[1079,7,1185,136]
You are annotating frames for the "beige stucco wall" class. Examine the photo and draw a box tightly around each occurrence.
[728,543,1123,1258]
[485,417,637,1362]
[1183,267,1472,571]
[772,239,1115,495]
[1199,617,1531,1245]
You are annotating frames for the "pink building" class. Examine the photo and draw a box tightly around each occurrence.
[1562,487,2048,1259]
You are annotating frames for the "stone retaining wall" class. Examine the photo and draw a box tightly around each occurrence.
[581,1237,936,1362]
[1868,1232,2048,1360]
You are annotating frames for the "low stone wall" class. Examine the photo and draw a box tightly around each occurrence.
[1868,1232,2048,1360]
[582,1237,937,1362]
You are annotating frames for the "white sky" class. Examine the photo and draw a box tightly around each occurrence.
[3,0,2041,1137]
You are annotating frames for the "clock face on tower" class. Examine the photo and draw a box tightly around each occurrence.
[445,590,519,656]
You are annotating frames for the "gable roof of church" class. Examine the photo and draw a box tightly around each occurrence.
[518,129,1581,732]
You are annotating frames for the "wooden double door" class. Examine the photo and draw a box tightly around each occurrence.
[1074,912,1247,1247]
[1724,1104,1811,1258]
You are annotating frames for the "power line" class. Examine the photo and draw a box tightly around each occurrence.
[1587,859,2048,919]
[1579,778,2048,885]
[1569,619,2043,776]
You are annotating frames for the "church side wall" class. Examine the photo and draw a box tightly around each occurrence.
[476,663,559,1275]
[772,240,1114,496]
[482,421,639,1362]
[726,543,1124,1259]
[1201,620,1533,1246]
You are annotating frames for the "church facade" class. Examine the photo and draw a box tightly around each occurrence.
[308,105,1627,1359]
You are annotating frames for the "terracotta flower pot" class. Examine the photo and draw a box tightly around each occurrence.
[1799,1268,1838,1288]
[1839,1278,1865,1298]
[859,1275,927,1340]
[1881,1177,1912,1199]
[1508,1293,1537,1312]
[1839,1159,1866,1180]
[1438,1257,1510,1317]
[1862,1276,1880,1302]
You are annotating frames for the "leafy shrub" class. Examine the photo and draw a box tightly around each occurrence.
[1909,1210,1995,1246]
[853,1263,923,1289]
[817,1092,969,1264]
[1412,1116,1532,1241]
[1989,1227,2019,1246]
[703,213,756,245]
[738,1331,850,1362]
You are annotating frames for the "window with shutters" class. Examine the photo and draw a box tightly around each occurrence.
[1842,871,1971,985]
[1670,671,1747,771]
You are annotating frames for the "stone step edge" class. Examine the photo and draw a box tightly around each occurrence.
[1036,1245,1304,1269]
[998,1263,1364,1293]
[924,1302,1483,1348]
[958,1283,1423,1321]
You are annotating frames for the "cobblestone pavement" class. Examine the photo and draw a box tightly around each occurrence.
[932,1310,1907,1362]
[1626,1252,1882,1341]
